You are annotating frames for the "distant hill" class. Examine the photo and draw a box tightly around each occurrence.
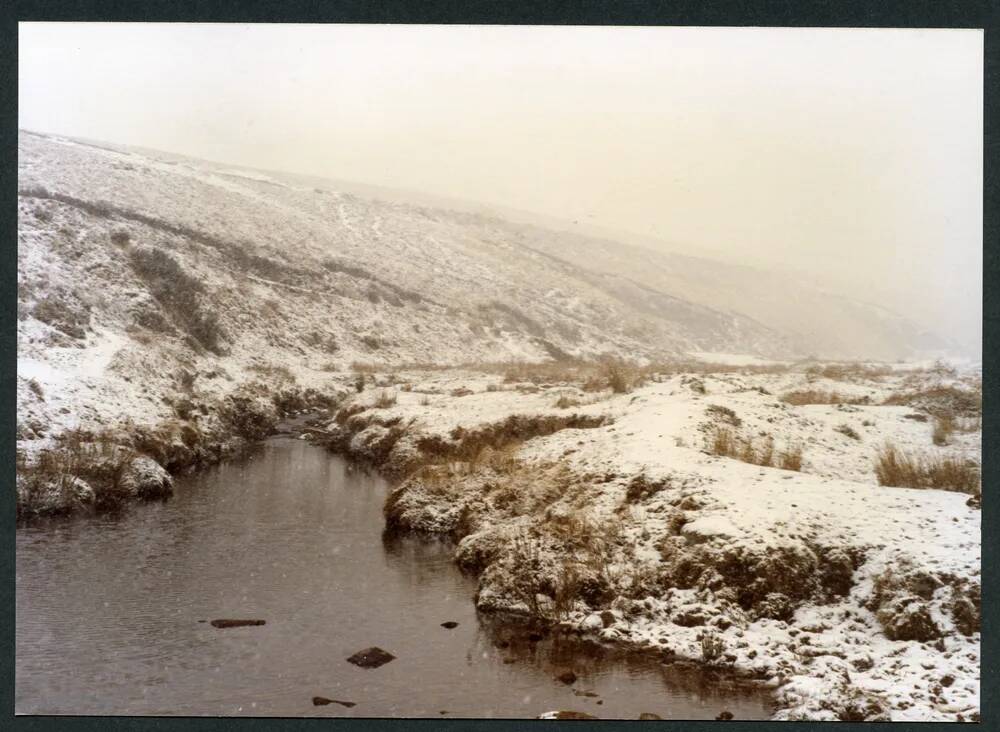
[17,129,951,387]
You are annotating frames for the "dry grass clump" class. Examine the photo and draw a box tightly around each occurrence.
[707,426,802,471]
[247,363,296,383]
[26,378,44,399]
[778,443,804,471]
[835,424,861,441]
[498,359,600,386]
[644,359,791,377]
[804,362,896,381]
[706,404,741,427]
[883,385,982,418]
[780,389,872,406]
[623,474,671,504]
[350,361,382,373]
[373,389,398,408]
[503,509,625,620]
[17,430,138,516]
[701,631,725,662]
[874,442,980,495]
[386,356,790,392]
[553,394,582,409]
[602,359,642,394]
[932,414,955,446]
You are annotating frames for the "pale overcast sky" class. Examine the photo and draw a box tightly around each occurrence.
[18,24,983,353]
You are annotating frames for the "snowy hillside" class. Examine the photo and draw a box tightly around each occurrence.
[18,130,949,381]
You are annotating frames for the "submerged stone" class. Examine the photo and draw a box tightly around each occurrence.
[440,621,459,629]
[539,710,599,719]
[557,670,578,685]
[209,619,265,628]
[312,696,356,708]
[346,646,396,668]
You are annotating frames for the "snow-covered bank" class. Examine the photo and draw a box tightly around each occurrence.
[314,365,980,722]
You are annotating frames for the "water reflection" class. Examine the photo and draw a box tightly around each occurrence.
[17,437,774,718]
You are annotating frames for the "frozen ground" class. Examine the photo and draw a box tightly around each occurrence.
[317,365,981,722]
[15,130,981,721]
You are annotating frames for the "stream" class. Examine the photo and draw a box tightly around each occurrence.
[16,435,774,718]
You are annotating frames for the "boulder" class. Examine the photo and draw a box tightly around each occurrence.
[672,606,710,627]
[122,455,173,499]
[877,597,941,642]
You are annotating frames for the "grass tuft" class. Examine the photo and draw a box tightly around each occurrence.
[874,442,979,495]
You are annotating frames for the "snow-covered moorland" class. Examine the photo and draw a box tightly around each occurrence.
[315,361,981,722]
[15,130,981,721]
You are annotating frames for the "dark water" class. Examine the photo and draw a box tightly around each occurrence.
[16,436,774,718]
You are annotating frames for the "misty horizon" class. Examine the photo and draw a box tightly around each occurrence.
[18,23,983,356]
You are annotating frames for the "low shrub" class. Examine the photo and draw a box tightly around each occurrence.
[33,293,90,339]
[623,474,670,504]
[129,247,225,353]
[781,390,869,406]
[304,330,339,354]
[218,395,277,441]
[883,385,981,417]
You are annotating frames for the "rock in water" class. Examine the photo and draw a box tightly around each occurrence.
[557,670,578,685]
[716,711,734,720]
[538,711,599,719]
[440,621,459,629]
[639,712,663,720]
[312,697,356,708]
[346,646,396,668]
[210,619,265,629]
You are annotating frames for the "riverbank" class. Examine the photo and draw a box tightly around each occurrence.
[314,362,981,722]
[15,355,981,720]
[15,377,346,520]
